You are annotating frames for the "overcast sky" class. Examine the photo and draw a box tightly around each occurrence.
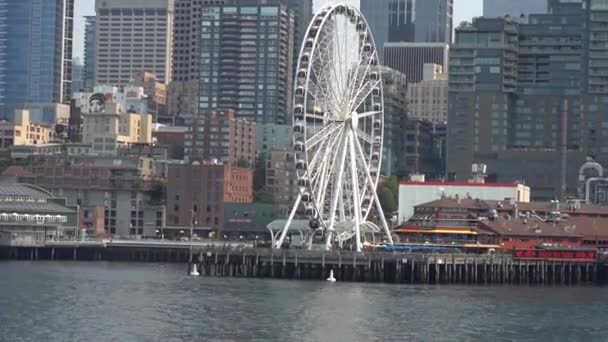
[73,0,483,60]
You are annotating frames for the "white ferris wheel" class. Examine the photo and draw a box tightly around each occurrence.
[274,3,394,252]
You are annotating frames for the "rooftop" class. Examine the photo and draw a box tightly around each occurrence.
[408,197,608,238]
[481,217,581,238]
[0,181,75,214]
[416,197,608,216]
[0,181,52,198]
[400,181,522,188]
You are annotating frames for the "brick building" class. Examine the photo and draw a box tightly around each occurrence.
[266,149,298,212]
[14,156,165,237]
[185,109,255,167]
[166,161,253,235]
[153,125,186,160]
[131,71,168,122]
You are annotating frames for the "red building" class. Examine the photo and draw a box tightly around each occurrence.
[166,161,253,236]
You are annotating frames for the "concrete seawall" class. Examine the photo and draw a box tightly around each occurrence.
[2,244,608,285]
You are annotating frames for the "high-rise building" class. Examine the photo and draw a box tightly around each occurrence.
[198,3,294,124]
[172,0,204,83]
[384,42,449,83]
[447,0,608,200]
[286,0,313,73]
[584,0,608,95]
[94,0,174,87]
[379,66,408,177]
[72,59,84,95]
[483,0,548,22]
[404,119,441,178]
[169,0,307,125]
[83,16,97,92]
[185,109,256,167]
[407,64,448,124]
[256,123,292,156]
[0,0,74,119]
[361,0,453,61]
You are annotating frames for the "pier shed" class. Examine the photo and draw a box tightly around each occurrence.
[0,181,78,246]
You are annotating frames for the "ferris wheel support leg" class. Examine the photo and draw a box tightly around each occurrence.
[339,193,345,221]
[275,193,302,249]
[325,132,349,251]
[353,137,394,245]
[348,130,363,253]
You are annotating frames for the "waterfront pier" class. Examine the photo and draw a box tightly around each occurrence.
[187,248,605,286]
[2,242,608,285]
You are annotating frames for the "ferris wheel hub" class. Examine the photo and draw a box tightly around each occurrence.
[349,112,359,130]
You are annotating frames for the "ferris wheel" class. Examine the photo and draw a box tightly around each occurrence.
[274,3,394,252]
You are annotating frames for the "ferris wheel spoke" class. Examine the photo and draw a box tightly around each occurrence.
[345,52,366,106]
[340,14,352,101]
[310,66,340,117]
[347,49,377,109]
[326,17,344,104]
[357,110,382,119]
[304,112,326,121]
[315,131,345,217]
[350,78,381,114]
[310,30,340,104]
[305,140,329,178]
[310,126,344,185]
[306,122,341,148]
[354,128,374,145]
[325,130,349,247]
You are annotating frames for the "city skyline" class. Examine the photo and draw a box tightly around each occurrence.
[72,0,483,60]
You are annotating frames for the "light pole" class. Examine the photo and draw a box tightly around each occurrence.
[190,208,196,262]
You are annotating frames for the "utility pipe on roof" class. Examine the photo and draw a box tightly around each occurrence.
[585,177,608,204]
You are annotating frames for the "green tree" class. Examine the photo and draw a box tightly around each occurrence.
[378,186,397,213]
[254,186,275,204]
[377,177,398,213]
[253,153,267,191]
[237,157,251,168]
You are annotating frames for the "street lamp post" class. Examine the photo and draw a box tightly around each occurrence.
[190,208,196,263]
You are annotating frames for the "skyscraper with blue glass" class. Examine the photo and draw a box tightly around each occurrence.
[0,0,73,120]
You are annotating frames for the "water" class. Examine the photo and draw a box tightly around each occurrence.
[1,261,607,342]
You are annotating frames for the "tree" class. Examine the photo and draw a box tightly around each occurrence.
[253,153,267,191]
[377,177,398,213]
[237,157,251,168]
[146,180,166,205]
[254,186,275,204]
[378,186,397,213]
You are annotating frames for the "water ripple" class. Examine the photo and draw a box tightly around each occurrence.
[1,261,608,342]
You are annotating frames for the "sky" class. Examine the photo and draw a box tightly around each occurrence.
[72,0,483,60]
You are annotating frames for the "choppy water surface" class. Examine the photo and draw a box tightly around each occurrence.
[1,261,607,341]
